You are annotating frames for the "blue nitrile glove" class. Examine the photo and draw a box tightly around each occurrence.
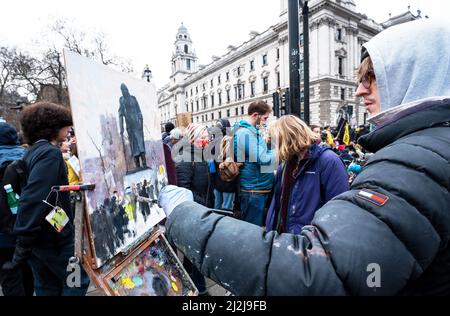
[158,185,194,217]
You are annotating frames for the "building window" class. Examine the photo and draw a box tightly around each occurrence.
[218,92,222,105]
[191,102,193,112]
[348,88,353,97]
[262,54,268,66]
[277,72,280,88]
[185,92,188,98]
[235,83,244,101]
[250,60,255,71]
[226,90,231,103]
[196,116,199,122]
[227,109,230,117]
[263,77,269,93]
[337,28,342,41]
[211,94,215,107]
[187,59,191,70]
[347,105,354,117]
[210,79,214,88]
[237,66,241,76]
[241,106,244,115]
[219,111,222,118]
[202,83,206,91]
[203,95,208,109]
[202,115,204,122]
[196,86,198,94]
[338,57,344,76]
[235,107,238,116]
[226,72,230,81]
[185,103,189,112]
[276,48,280,60]
[250,81,255,97]
[190,89,193,96]
[196,100,199,111]
[334,86,339,95]
[310,87,314,97]
[341,88,346,100]
[184,45,189,53]
[218,75,221,85]
[211,112,215,121]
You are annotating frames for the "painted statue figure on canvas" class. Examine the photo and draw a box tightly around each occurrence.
[119,83,146,170]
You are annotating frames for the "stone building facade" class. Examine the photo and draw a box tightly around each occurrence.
[157,0,419,127]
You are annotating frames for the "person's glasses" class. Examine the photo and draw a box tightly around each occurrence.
[359,71,375,89]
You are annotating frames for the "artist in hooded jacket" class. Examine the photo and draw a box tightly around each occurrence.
[158,19,450,296]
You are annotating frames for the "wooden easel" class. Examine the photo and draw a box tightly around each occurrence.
[63,184,197,296]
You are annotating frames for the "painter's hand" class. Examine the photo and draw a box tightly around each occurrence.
[158,185,193,217]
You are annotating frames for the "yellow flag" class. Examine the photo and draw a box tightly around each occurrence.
[343,123,350,145]
[326,131,334,146]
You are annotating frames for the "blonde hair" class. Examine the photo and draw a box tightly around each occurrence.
[270,115,316,162]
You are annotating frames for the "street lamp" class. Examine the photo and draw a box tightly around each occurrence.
[142,65,152,83]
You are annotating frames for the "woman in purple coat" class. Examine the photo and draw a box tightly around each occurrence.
[265,115,349,234]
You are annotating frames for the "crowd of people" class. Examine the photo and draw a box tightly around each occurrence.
[0,19,449,296]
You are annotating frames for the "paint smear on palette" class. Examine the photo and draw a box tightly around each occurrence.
[108,237,197,296]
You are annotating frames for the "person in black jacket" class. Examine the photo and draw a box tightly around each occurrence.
[158,19,450,296]
[174,123,214,208]
[0,122,34,296]
[1,102,90,296]
[173,123,214,295]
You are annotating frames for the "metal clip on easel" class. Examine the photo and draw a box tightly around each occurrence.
[51,184,96,267]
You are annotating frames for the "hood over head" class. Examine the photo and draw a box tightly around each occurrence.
[363,19,450,112]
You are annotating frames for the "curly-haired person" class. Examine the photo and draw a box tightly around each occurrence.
[1,102,90,296]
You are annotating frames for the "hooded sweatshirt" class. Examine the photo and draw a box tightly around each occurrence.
[363,19,450,113]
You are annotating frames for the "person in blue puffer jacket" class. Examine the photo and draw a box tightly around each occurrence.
[233,101,276,226]
[265,115,349,234]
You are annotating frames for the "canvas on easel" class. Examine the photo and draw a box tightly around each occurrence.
[64,50,197,296]
[64,50,167,269]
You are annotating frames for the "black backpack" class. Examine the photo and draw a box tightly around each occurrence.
[0,159,28,234]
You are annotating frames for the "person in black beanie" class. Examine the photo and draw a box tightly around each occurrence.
[162,122,175,146]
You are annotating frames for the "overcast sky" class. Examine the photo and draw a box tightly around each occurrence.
[0,0,448,87]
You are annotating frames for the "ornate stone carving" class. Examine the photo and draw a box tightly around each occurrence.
[310,16,336,30]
